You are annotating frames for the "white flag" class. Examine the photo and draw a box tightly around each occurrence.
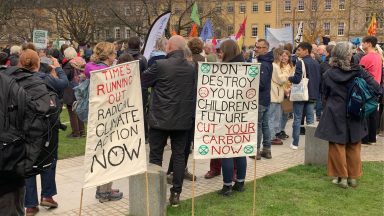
[295,21,304,46]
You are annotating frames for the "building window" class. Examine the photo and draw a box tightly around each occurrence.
[325,0,332,10]
[324,22,331,35]
[240,3,246,13]
[127,29,131,38]
[284,0,291,11]
[284,23,291,28]
[227,25,234,35]
[125,7,130,16]
[251,25,258,37]
[311,0,318,11]
[265,2,271,12]
[199,6,204,14]
[115,27,121,39]
[252,2,258,12]
[264,24,270,37]
[366,13,372,23]
[338,22,345,36]
[215,4,222,13]
[298,0,305,11]
[339,0,345,10]
[227,3,234,13]
[105,29,111,39]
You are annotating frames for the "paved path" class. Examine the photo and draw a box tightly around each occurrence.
[36,122,383,216]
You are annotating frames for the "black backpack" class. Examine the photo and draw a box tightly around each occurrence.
[0,67,60,178]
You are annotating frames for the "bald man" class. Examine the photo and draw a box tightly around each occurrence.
[141,35,195,207]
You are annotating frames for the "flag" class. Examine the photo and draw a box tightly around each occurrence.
[237,35,244,52]
[367,14,377,36]
[189,23,199,37]
[172,30,177,36]
[190,2,200,26]
[200,19,213,42]
[212,37,217,46]
[235,17,247,40]
[294,21,304,46]
[143,11,171,60]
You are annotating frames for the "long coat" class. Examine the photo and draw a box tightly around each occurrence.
[315,65,382,144]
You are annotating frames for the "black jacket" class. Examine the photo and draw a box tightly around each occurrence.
[141,50,195,130]
[315,65,383,144]
[62,61,77,105]
[257,51,273,107]
[127,48,149,106]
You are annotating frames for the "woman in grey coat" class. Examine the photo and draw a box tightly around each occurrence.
[315,42,382,188]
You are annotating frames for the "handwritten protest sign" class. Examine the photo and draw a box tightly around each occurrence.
[33,30,48,49]
[84,61,147,188]
[194,62,260,159]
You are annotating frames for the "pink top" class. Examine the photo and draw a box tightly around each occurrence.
[360,52,383,84]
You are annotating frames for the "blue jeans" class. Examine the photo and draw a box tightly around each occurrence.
[316,94,322,118]
[292,101,315,146]
[25,160,57,208]
[268,103,282,138]
[257,105,271,149]
[280,112,290,132]
[221,157,247,185]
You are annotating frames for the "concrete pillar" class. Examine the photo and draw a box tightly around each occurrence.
[305,125,328,165]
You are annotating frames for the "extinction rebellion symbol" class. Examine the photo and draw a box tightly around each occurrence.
[200,63,211,74]
[248,66,259,78]
[244,145,254,154]
[198,145,209,155]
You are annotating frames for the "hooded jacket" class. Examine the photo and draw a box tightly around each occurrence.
[148,50,166,67]
[257,51,273,106]
[271,62,289,103]
[315,65,383,144]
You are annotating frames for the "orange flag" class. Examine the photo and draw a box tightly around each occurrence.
[172,30,177,36]
[367,14,377,36]
[189,23,198,37]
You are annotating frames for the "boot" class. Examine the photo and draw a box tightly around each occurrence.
[169,192,180,207]
[40,197,58,208]
[232,181,245,192]
[338,178,348,189]
[217,185,232,196]
[260,149,272,159]
[167,173,173,185]
[98,191,123,203]
[250,149,261,160]
[348,178,358,188]
[184,168,196,181]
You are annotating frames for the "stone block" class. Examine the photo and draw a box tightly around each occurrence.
[305,125,328,165]
[129,164,167,216]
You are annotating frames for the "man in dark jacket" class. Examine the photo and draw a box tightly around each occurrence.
[141,35,195,207]
[126,36,150,143]
[289,42,321,149]
[251,39,273,160]
[317,44,334,120]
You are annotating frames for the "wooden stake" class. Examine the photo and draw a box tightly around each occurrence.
[252,157,257,216]
[79,188,84,216]
[145,172,150,216]
[192,159,196,216]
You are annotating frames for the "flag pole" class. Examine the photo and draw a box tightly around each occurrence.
[252,157,257,216]
[145,171,150,216]
[192,158,196,216]
[78,188,84,216]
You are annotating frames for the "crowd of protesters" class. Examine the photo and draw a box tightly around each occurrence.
[0,34,383,215]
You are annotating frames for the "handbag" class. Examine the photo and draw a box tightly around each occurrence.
[281,98,293,113]
[290,59,309,101]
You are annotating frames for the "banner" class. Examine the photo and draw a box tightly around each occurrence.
[200,19,213,42]
[194,62,260,159]
[266,27,293,49]
[143,11,171,60]
[83,61,147,188]
[33,30,48,49]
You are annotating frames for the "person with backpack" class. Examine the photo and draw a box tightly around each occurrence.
[20,49,68,216]
[315,42,383,188]
[84,42,123,203]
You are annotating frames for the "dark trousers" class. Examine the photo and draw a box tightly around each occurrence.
[149,128,187,193]
[221,157,247,185]
[0,187,25,216]
[67,104,84,136]
[363,110,378,143]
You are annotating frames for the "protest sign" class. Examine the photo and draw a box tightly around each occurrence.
[194,62,260,159]
[83,61,147,188]
[33,30,48,49]
[266,27,293,49]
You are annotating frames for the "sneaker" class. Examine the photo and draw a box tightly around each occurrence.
[271,138,283,145]
[26,207,39,216]
[184,168,196,181]
[217,185,232,196]
[95,189,120,199]
[98,191,123,203]
[338,178,348,189]
[290,144,298,150]
[348,178,358,188]
[232,181,245,192]
[204,171,220,179]
[169,192,180,207]
[40,197,58,208]
[332,177,341,184]
[167,173,173,184]
[260,149,272,159]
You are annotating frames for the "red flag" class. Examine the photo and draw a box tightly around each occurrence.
[189,23,198,37]
[367,14,377,36]
[212,37,217,46]
[172,30,177,36]
[235,17,247,40]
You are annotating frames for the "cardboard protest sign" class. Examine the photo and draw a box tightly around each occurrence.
[33,30,48,49]
[194,62,260,159]
[83,61,147,188]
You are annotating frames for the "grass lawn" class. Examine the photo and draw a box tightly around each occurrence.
[58,108,86,159]
[167,162,384,216]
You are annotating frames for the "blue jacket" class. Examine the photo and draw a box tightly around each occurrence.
[257,51,273,107]
[35,67,69,98]
[289,55,321,100]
